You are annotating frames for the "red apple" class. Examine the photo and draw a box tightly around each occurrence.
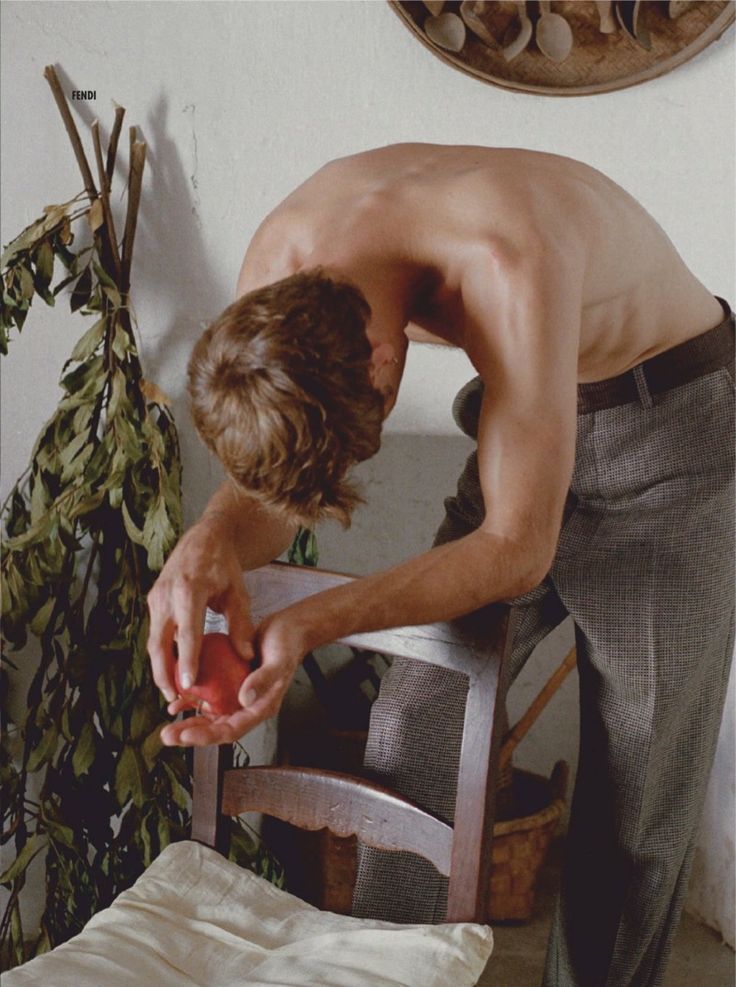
[174,633,250,716]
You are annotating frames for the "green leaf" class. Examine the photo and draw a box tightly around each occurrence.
[141,725,163,770]
[72,722,96,777]
[68,316,106,363]
[29,597,55,637]
[0,833,47,885]
[162,761,191,810]
[111,322,131,360]
[141,494,176,572]
[121,499,145,546]
[288,527,319,566]
[46,820,76,850]
[115,745,145,808]
[106,368,129,419]
[26,723,59,772]
[5,511,54,552]
[58,430,91,471]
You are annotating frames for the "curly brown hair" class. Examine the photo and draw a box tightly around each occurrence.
[187,269,384,527]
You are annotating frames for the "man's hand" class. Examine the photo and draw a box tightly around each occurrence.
[159,609,308,746]
[147,515,255,704]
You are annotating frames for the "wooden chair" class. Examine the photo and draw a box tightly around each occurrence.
[192,561,515,924]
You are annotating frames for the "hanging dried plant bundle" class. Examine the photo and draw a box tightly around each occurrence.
[0,67,282,970]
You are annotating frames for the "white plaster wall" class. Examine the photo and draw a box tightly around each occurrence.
[1,0,733,942]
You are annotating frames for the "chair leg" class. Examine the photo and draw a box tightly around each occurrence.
[446,607,516,923]
[192,743,233,855]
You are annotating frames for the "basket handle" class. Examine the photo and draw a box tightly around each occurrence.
[499,646,577,772]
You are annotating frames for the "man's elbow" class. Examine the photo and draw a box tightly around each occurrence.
[505,553,551,599]
[474,525,556,600]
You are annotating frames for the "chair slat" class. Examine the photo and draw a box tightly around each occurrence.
[222,765,453,876]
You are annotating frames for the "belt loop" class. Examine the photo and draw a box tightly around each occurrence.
[632,363,654,409]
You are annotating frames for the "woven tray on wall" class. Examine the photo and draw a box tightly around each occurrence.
[392,1,735,95]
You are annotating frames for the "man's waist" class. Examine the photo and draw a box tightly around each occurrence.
[577,298,734,414]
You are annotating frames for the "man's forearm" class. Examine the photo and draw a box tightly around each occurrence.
[293,528,545,651]
[199,481,298,570]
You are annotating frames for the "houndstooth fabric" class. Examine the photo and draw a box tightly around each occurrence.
[352,314,735,987]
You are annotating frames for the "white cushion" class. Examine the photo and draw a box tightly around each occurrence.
[4,840,493,986]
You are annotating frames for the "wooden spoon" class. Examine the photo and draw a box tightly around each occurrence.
[616,0,652,50]
[536,0,574,63]
[502,0,533,62]
[424,11,467,52]
[595,0,617,34]
[460,0,498,50]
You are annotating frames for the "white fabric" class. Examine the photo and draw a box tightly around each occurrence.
[4,840,493,986]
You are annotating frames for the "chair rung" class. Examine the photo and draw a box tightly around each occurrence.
[222,765,453,876]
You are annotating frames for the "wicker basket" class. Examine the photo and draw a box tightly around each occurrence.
[487,760,568,921]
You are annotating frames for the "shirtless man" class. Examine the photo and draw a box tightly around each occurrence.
[147,144,734,987]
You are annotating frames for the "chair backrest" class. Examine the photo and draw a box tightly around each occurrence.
[192,561,514,923]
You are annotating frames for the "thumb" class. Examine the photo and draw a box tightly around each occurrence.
[237,664,283,710]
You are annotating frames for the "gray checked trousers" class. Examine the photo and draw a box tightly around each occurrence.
[352,336,734,986]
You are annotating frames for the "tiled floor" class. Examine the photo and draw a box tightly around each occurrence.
[476,840,734,986]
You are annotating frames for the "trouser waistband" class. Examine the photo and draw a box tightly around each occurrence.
[577,298,734,414]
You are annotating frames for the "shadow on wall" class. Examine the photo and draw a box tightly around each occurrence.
[314,431,477,574]
[134,93,231,521]
[137,93,231,523]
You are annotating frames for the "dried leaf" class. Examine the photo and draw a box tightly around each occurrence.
[19,264,35,301]
[87,198,104,233]
[70,267,93,312]
[140,378,172,408]
[69,316,106,364]
[58,217,74,246]
[1,198,77,269]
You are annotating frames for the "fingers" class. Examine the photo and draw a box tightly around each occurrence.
[237,665,286,711]
[160,706,270,747]
[147,616,177,703]
[171,581,207,689]
[162,666,291,749]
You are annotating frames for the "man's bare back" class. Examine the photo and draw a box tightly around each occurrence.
[239,143,722,383]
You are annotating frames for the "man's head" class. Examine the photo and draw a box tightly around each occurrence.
[188,269,386,528]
